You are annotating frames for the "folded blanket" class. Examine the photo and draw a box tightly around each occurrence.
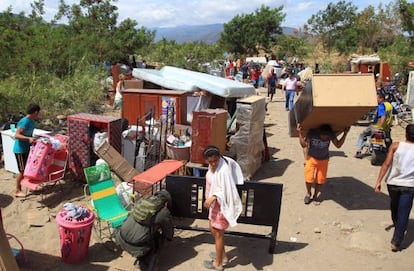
[63,202,89,219]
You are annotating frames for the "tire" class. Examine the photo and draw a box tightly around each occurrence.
[371,150,386,166]
[371,151,378,165]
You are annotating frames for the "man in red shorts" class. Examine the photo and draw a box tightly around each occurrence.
[297,124,349,205]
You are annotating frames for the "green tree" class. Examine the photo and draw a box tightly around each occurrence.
[0,1,68,78]
[356,6,381,54]
[0,9,28,78]
[219,5,285,56]
[145,39,222,71]
[276,35,310,60]
[306,1,358,55]
[55,0,155,66]
[372,2,403,50]
[398,0,414,45]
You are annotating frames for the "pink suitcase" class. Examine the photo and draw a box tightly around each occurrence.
[24,138,56,181]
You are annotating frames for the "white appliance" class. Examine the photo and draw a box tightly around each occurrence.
[1,129,51,174]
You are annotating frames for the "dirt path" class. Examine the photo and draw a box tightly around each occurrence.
[0,87,412,271]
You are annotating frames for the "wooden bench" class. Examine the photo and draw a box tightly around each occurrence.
[165,175,283,253]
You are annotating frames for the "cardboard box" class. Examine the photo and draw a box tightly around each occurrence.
[95,141,140,182]
[124,79,143,89]
[230,95,266,179]
[289,74,377,137]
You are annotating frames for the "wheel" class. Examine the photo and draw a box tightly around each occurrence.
[371,150,386,166]
[371,150,377,165]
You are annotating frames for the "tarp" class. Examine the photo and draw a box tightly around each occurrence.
[132,66,256,98]
[246,57,267,64]
[350,54,380,65]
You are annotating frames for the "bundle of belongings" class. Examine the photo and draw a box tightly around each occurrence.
[114,190,173,271]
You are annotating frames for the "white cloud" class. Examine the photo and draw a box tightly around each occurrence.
[0,0,393,28]
[296,1,315,12]
[0,0,31,14]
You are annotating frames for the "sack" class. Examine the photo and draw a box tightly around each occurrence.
[132,195,165,225]
[115,215,151,258]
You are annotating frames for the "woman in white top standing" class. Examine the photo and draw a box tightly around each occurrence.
[375,124,414,252]
[113,73,126,111]
[203,145,243,270]
[282,70,298,111]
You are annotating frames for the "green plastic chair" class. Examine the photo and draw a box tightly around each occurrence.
[83,164,129,242]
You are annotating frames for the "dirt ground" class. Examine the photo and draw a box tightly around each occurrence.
[0,87,413,271]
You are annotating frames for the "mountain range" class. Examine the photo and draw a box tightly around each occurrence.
[152,23,296,44]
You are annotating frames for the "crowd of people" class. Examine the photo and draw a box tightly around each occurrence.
[8,63,412,270]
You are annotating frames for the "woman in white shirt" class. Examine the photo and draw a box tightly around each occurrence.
[203,145,243,270]
[375,124,414,252]
[282,71,298,111]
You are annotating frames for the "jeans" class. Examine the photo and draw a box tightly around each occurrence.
[285,90,295,110]
[356,125,391,151]
[387,184,414,246]
[356,126,375,150]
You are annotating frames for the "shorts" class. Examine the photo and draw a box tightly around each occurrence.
[209,202,229,230]
[15,152,29,173]
[304,156,329,184]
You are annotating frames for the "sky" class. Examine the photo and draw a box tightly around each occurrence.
[1,0,394,29]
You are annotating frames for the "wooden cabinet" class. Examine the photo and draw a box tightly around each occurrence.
[122,89,190,125]
[190,109,227,164]
[140,94,159,119]
[67,113,122,180]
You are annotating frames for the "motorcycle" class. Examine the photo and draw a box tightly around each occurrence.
[364,130,391,166]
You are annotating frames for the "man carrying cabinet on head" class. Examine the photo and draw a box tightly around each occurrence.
[297,124,349,205]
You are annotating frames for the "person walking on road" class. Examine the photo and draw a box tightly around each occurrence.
[297,124,349,205]
[283,71,298,111]
[374,124,414,252]
[267,69,277,102]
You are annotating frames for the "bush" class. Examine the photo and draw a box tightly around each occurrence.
[0,65,108,127]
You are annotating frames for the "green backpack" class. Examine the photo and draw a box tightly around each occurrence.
[132,194,165,226]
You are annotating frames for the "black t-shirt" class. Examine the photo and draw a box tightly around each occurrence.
[306,129,333,160]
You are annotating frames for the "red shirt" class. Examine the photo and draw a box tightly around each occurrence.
[251,69,260,80]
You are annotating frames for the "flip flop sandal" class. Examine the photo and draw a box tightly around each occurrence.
[209,252,228,266]
[304,196,312,204]
[203,260,224,271]
[14,192,26,198]
[313,197,322,205]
